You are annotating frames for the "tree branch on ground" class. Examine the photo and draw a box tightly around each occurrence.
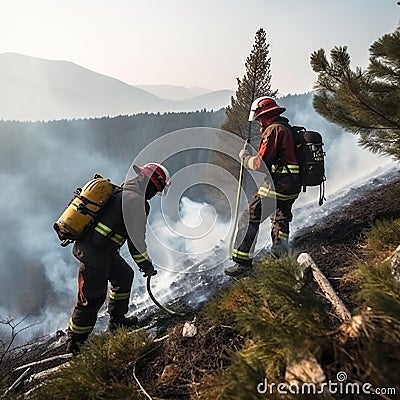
[0,314,41,366]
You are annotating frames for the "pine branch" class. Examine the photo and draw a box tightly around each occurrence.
[311,27,400,161]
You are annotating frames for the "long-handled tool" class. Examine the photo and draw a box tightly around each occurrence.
[227,83,257,254]
[228,139,249,255]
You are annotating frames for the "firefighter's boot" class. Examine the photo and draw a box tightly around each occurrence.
[66,334,86,356]
[108,315,139,332]
[224,263,252,277]
[270,238,289,259]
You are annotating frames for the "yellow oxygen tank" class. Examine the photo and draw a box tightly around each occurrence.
[54,175,115,245]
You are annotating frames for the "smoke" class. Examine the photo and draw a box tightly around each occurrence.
[0,120,127,345]
[0,94,397,347]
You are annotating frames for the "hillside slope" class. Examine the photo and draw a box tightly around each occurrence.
[135,85,211,101]
[2,169,400,399]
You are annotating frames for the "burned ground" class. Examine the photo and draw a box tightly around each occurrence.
[136,321,244,399]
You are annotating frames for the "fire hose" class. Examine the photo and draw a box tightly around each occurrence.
[146,276,185,316]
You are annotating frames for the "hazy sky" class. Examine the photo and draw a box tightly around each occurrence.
[1,0,398,95]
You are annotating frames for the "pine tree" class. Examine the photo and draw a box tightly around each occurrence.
[310,27,400,161]
[222,28,277,145]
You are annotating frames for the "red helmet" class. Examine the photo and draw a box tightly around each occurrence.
[248,96,286,121]
[134,163,170,192]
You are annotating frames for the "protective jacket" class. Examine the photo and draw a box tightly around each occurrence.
[232,117,301,265]
[246,117,298,172]
[243,116,301,200]
[68,175,153,343]
[73,175,153,272]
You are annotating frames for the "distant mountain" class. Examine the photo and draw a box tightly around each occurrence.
[181,90,234,111]
[0,53,233,121]
[135,84,211,101]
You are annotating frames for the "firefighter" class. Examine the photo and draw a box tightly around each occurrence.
[225,97,301,277]
[66,163,170,354]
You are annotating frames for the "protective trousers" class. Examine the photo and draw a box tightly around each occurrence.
[68,253,134,343]
[232,178,299,266]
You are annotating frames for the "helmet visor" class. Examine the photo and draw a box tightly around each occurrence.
[159,180,171,196]
[248,109,257,121]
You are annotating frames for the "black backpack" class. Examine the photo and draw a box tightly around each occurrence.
[291,126,326,205]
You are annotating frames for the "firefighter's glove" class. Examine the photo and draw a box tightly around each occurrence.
[239,148,250,160]
[140,261,157,277]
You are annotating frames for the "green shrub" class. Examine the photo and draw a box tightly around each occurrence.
[366,219,400,254]
[335,257,400,391]
[355,261,400,318]
[387,183,400,204]
[31,329,152,400]
[201,277,259,326]
[199,257,332,399]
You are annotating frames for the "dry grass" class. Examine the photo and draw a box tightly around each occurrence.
[30,329,152,400]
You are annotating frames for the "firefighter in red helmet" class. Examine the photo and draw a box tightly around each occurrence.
[225,97,301,277]
[66,163,170,354]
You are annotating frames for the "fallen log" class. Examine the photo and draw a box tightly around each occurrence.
[297,252,351,322]
[26,361,71,385]
[13,353,72,372]
[1,368,31,397]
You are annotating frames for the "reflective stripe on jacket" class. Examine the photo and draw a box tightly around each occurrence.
[94,222,125,246]
[257,186,299,201]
